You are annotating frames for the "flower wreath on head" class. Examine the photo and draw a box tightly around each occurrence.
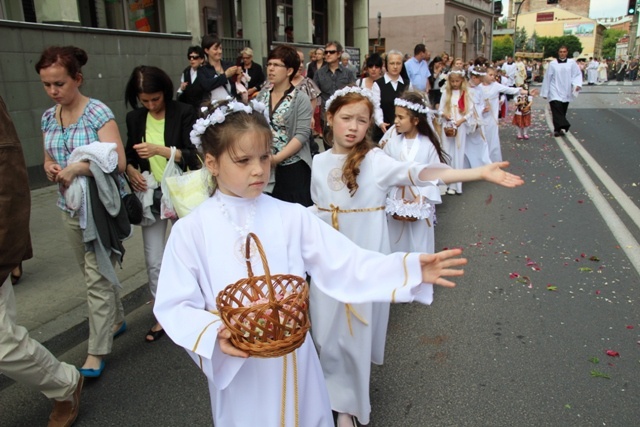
[446,69,467,79]
[190,97,269,148]
[469,68,487,77]
[325,86,377,113]
[394,98,441,119]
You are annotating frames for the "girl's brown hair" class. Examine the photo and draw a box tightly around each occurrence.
[198,100,272,193]
[397,91,449,164]
[325,90,375,196]
[35,46,88,79]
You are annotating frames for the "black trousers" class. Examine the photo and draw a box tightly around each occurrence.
[549,100,570,132]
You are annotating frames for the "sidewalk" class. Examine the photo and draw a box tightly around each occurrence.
[9,186,152,357]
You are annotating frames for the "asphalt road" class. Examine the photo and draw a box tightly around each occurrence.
[1,84,639,426]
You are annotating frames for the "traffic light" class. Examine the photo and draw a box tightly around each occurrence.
[494,1,503,15]
[628,0,637,15]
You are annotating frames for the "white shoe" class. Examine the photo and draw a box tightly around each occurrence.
[446,188,457,195]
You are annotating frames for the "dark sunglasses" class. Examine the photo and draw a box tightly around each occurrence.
[324,50,338,55]
[188,55,201,60]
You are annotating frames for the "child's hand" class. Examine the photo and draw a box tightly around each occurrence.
[419,249,467,287]
[480,161,524,188]
[218,326,249,358]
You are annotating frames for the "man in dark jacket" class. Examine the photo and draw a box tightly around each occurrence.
[0,95,83,427]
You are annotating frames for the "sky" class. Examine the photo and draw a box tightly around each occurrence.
[500,0,631,19]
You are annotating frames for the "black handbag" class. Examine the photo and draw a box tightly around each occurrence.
[122,174,143,225]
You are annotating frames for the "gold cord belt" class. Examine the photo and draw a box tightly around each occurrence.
[316,204,385,231]
[281,352,299,427]
[316,204,384,335]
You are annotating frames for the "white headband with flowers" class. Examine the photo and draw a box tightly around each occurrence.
[190,98,268,148]
[469,69,487,76]
[394,98,441,118]
[325,86,377,112]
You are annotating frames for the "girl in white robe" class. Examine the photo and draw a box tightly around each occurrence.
[465,68,492,169]
[153,99,516,427]
[481,67,529,162]
[438,68,474,194]
[381,92,449,257]
[310,87,525,427]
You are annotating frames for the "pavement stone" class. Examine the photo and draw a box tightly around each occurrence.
[1,185,153,390]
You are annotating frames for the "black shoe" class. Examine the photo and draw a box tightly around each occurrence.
[553,131,562,137]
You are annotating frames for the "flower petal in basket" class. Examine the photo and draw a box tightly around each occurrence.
[385,186,435,222]
[216,233,310,358]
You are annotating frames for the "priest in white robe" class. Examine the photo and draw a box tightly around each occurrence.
[540,46,582,137]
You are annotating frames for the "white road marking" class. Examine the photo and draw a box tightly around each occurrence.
[545,107,640,275]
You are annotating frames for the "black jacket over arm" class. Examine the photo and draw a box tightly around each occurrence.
[125,100,199,172]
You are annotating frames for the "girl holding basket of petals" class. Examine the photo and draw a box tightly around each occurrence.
[153,95,523,426]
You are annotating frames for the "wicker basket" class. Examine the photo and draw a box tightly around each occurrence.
[444,125,458,137]
[389,186,419,222]
[216,233,310,358]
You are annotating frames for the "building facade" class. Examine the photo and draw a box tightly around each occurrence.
[368,0,495,62]
[517,7,605,58]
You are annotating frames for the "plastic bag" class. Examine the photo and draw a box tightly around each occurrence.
[160,146,180,220]
[165,168,211,218]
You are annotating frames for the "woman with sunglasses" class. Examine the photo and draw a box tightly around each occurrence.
[177,45,206,110]
[355,53,383,89]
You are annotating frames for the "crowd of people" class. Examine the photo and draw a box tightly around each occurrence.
[7,35,603,427]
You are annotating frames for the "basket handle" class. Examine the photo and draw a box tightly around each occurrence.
[244,233,276,302]
[406,171,418,201]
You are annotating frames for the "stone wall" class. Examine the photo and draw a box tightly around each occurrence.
[0,21,192,188]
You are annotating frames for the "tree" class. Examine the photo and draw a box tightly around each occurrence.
[601,28,626,59]
[514,27,528,53]
[537,35,583,58]
[492,35,514,62]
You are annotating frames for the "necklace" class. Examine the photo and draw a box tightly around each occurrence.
[217,192,258,263]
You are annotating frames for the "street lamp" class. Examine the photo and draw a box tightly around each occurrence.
[513,0,526,57]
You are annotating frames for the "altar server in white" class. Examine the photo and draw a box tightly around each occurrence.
[540,46,582,137]
[310,87,524,427]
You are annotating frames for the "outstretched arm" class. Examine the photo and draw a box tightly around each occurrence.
[418,161,524,187]
[419,249,467,288]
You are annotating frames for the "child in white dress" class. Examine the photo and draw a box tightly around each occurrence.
[381,91,449,257]
[153,98,497,427]
[310,87,524,426]
[481,67,531,162]
[438,67,474,194]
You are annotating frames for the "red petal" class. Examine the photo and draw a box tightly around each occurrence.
[626,325,634,329]
[595,290,601,295]
[605,350,620,357]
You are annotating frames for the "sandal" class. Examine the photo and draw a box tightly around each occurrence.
[10,263,22,285]
[145,327,165,343]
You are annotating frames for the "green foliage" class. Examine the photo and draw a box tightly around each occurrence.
[601,28,626,59]
[514,27,528,52]
[537,35,583,58]
[493,35,514,61]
